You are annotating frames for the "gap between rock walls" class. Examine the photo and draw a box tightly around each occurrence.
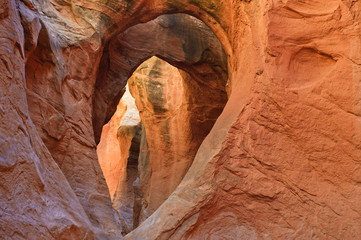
[95,14,229,236]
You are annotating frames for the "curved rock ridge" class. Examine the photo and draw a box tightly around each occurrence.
[1,0,361,239]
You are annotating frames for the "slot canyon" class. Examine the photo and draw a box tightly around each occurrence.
[1,0,361,239]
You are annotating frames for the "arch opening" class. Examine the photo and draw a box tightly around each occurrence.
[95,13,230,235]
[92,13,229,143]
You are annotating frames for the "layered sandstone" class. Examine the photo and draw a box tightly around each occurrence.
[1,0,361,239]
[128,57,188,222]
[0,1,100,239]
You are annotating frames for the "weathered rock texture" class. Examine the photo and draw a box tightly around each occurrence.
[1,0,361,239]
[1,0,99,239]
[128,58,188,223]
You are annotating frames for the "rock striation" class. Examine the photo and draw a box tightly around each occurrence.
[1,0,361,239]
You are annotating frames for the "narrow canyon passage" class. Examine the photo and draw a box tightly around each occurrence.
[3,0,361,239]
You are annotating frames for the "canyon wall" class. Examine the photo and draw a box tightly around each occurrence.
[1,0,361,239]
[0,0,103,239]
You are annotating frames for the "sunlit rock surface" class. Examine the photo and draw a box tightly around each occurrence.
[97,85,141,234]
[97,86,140,201]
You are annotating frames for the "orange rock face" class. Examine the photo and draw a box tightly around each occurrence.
[97,100,127,199]
[1,0,361,239]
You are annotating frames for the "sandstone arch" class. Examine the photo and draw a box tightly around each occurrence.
[23,8,231,238]
[2,0,361,239]
[95,13,229,236]
[93,13,228,143]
